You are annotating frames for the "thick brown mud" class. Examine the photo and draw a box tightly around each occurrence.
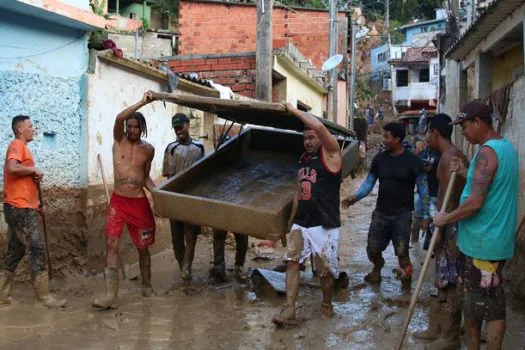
[1,177,524,349]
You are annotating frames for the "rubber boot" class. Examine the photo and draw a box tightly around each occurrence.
[397,257,413,290]
[92,267,119,309]
[33,271,67,308]
[425,309,461,350]
[320,275,335,319]
[210,230,228,283]
[209,263,227,283]
[365,251,384,284]
[414,297,441,341]
[181,233,196,281]
[411,218,421,243]
[272,263,299,326]
[140,257,153,297]
[233,264,244,283]
[0,270,15,305]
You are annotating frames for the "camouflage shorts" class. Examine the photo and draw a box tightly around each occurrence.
[2,204,46,277]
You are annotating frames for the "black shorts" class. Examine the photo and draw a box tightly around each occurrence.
[367,209,412,257]
[458,254,506,321]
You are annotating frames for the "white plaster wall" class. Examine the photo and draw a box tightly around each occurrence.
[500,76,525,217]
[273,59,324,117]
[86,58,207,185]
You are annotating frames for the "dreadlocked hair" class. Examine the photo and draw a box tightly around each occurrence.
[126,112,148,138]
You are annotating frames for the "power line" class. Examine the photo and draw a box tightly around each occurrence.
[0,34,86,60]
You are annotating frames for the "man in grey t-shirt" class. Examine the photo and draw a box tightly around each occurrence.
[162,113,204,282]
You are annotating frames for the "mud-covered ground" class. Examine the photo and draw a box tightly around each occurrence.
[1,177,525,349]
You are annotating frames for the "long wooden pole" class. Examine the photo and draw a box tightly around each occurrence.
[37,183,53,280]
[97,154,127,280]
[396,171,457,349]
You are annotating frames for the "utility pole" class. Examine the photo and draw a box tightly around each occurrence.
[327,0,338,123]
[349,21,356,131]
[256,0,273,102]
[385,0,396,117]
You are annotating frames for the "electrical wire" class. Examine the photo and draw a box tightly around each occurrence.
[0,33,86,60]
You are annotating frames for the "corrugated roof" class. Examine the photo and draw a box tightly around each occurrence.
[445,0,525,60]
[390,47,438,64]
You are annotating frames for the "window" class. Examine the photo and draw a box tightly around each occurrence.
[419,68,430,82]
[397,70,409,87]
[378,52,388,63]
[433,64,439,75]
[297,101,311,112]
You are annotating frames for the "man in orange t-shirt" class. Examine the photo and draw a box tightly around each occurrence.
[0,115,66,308]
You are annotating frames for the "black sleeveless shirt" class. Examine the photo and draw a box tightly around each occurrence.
[294,149,342,229]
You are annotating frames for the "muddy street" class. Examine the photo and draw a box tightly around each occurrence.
[1,177,524,350]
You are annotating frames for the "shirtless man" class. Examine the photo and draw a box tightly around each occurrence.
[273,103,342,326]
[413,113,468,349]
[92,91,157,309]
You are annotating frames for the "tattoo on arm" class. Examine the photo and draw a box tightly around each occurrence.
[471,148,497,197]
[416,174,430,218]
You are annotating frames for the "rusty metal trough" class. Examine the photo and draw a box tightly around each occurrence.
[151,92,359,240]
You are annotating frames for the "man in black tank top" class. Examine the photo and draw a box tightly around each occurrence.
[273,104,343,327]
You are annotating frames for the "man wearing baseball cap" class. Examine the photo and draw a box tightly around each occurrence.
[433,100,518,349]
[163,113,204,282]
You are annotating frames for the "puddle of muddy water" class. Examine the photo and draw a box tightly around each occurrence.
[184,151,298,210]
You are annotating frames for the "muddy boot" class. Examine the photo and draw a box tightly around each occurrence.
[272,263,299,326]
[233,264,244,283]
[425,309,461,350]
[92,267,119,309]
[320,275,335,319]
[140,257,153,297]
[414,297,441,341]
[334,271,349,293]
[0,271,15,305]
[181,233,196,281]
[365,251,384,284]
[209,263,227,283]
[411,218,421,243]
[33,271,67,308]
[397,258,413,290]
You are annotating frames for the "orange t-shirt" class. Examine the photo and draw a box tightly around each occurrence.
[3,140,39,209]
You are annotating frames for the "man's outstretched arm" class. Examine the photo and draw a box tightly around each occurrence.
[114,91,154,142]
[341,173,377,208]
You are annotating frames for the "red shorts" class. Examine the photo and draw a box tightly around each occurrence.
[105,192,156,249]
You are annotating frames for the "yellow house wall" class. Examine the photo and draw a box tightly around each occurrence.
[491,46,524,91]
[273,58,324,117]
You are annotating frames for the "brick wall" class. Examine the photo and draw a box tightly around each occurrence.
[168,55,258,98]
[178,0,347,68]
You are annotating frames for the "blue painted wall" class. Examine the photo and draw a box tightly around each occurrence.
[402,20,446,45]
[0,10,88,189]
[371,44,389,80]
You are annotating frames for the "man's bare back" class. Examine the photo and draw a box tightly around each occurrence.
[437,145,468,212]
[112,91,156,198]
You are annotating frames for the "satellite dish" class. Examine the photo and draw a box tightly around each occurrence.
[322,54,344,71]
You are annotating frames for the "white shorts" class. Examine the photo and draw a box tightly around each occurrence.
[286,224,340,278]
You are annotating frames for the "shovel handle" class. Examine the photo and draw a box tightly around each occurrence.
[97,154,127,280]
[37,183,53,280]
[396,172,457,349]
